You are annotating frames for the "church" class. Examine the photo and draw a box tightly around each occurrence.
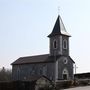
[11,15,75,82]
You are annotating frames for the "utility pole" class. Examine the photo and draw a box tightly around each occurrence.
[75,64,78,74]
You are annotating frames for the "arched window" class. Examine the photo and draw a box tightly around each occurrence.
[42,65,47,76]
[53,40,57,49]
[63,39,67,49]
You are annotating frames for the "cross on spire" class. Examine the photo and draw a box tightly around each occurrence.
[58,6,60,15]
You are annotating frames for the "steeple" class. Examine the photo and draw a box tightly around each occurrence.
[48,15,71,37]
[48,15,70,56]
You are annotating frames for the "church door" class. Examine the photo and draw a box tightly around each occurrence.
[63,74,67,80]
[62,68,68,80]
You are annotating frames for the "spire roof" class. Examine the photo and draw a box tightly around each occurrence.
[48,15,71,37]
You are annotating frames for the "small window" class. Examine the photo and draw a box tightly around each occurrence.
[63,58,68,64]
[53,40,57,49]
[63,39,67,49]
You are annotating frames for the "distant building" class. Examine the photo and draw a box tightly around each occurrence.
[11,15,75,82]
[74,72,90,79]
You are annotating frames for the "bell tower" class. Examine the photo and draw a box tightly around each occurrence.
[48,15,71,56]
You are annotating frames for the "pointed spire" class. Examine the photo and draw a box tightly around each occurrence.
[48,15,71,37]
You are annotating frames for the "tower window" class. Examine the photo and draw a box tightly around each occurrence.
[63,39,67,49]
[53,40,57,49]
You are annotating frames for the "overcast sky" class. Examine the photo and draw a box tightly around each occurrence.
[0,0,90,73]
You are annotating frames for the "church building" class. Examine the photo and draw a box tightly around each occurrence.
[11,15,75,82]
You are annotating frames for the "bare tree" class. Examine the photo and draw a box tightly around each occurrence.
[0,67,12,81]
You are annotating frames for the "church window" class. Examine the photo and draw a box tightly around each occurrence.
[39,68,42,75]
[42,65,47,76]
[63,39,67,49]
[17,67,20,80]
[30,65,36,75]
[53,40,57,49]
[63,58,68,64]
[32,70,35,75]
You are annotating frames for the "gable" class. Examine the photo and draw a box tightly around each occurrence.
[57,56,75,64]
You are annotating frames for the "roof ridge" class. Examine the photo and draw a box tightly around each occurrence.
[20,54,49,58]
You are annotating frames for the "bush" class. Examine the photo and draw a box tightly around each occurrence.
[38,86,52,90]
[79,80,89,86]
[73,79,79,86]
[56,80,73,89]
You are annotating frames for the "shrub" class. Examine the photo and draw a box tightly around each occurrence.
[79,80,89,86]
[56,80,73,89]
